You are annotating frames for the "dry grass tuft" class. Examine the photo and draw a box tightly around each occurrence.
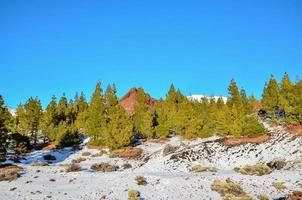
[91,162,118,172]
[66,163,81,172]
[272,182,286,190]
[128,189,140,200]
[135,176,147,185]
[234,164,271,176]
[211,178,253,200]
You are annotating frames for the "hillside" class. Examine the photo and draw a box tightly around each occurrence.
[0,122,301,200]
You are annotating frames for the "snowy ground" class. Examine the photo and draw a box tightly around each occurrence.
[0,124,301,200]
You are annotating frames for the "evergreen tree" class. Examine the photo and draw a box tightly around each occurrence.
[86,82,105,144]
[280,73,295,123]
[102,85,133,149]
[261,75,280,113]
[56,94,68,122]
[74,92,88,132]
[0,96,12,161]
[227,79,242,109]
[240,88,248,113]
[16,97,43,144]
[40,95,57,142]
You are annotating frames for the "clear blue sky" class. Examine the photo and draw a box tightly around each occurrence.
[0,0,301,108]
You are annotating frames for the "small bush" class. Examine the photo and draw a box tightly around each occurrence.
[0,170,19,181]
[234,164,271,176]
[241,116,266,136]
[81,152,91,156]
[31,162,49,166]
[258,194,269,200]
[66,163,81,172]
[123,163,132,169]
[43,154,56,161]
[91,162,118,172]
[211,179,246,198]
[289,191,302,200]
[135,176,147,185]
[110,148,142,159]
[223,193,253,200]
[71,157,86,164]
[54,123,82,148]
[128,189,140,200]
[163,144,179,156]
[8,133,31,154]
[272,182,286,190]
[190,165,218,173]
[191,165,207,172]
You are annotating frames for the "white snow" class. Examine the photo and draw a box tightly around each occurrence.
[187,94,228,103]
[0,124,301,200]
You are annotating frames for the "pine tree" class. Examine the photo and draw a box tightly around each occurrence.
[86,82,105,144]
[247,94,256,114]
[133,88,151,137]
[261,75,280,113]
[227,79,242,109]
[40,95,57,142]
[102,84,133,149]
[0,95,12,161]
[240,88,248,113]
[280,73,295,123]
[74,92,88,132]
[16,97,43,144]
[56,94,68,122]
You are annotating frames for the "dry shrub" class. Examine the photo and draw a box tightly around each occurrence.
[234,164,271,176]
[71,157,86,164]
[0,170,19,181]
[272,182,286,190]
[31,162,49,166]
[163,144,179,156]
[91,162,118,172]
[128,189,140,200]
[123,163,132,169]
[191,165,218,173]
[81,152,91,156]
[258,194,269,200]
[211,178,249,199]
[43,154,56,161]
[135,176,147,185]
[223,193,253,200]
[191,165,207,172]
[66,163,81,172]
[289,191,302,200]
[110,148,142,159]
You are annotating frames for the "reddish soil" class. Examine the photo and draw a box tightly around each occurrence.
[0,165,24,174]
[119,87,156,115]
[118,148,143,158]
[286,125,302,136]
[42,144,56,151]
[289,191,302,200]
[222,135,271,147]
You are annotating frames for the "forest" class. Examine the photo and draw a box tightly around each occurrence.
[0,73,301,162]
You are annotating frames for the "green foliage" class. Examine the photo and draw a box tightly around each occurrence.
[54,123,81,147]
[261,73,302,125]
[261,75,280,112]
[241,116,266,136]
[8,132,31,154]
[102,85,133,149]
[0,95,12,161]
[15,97,42,144]
[86,82,105,143]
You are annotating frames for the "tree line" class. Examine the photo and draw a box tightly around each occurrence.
[0,73,301,161]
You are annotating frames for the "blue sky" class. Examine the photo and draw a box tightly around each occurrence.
[0,0,301,108]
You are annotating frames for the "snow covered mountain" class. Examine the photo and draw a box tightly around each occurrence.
[187,94,227,103]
